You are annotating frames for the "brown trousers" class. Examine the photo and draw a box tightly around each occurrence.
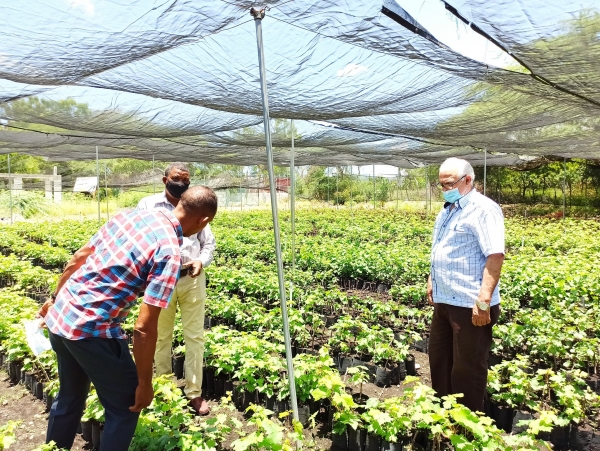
[428,302,500,412]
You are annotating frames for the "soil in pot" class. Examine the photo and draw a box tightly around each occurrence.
[332,429,348,450]
[24,372,33,390]
[394,361,406,383]
[277,399,290,415]
[488,354,503,368]
[81,420,93,442]
[44,391,54,412]
[375,366,393,387]
[34,380,44,400]
[172,355,185,379]
[405,355,416,376]
[511,411,533,435]
[381,438,402,451]
[569,423,600,451]
[265,395,277,413]
[339,355,353,374]
[213,376,225,398]
[91,421,102,449]
[365,432,380,451]
[493,404,514,433]
[204,367,215,394]
[347,426,366,451]
[549,425,570,450]
[297,405,311,427]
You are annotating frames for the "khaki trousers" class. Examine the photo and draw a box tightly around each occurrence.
[154,271,206,400]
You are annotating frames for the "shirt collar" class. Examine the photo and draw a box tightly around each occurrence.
[158,209,184,246]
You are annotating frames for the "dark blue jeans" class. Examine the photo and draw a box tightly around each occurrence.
[47,332,140,451]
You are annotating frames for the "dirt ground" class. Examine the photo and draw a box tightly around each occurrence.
[0,370,88,451]
[0,352,431,451]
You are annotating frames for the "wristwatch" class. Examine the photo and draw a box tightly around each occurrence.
[475,300,489,311]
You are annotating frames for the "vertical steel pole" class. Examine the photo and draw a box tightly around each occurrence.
[152,155,156,194]
[483,147,487,196]
[425,169,429,215]
[350,166,353,212]
[336,169,339,209]
[251,7,300,426]
[290,120,296,300]
[105,165,109,220]
[563,157,566,234]
[7,154,13,225]
[372,164,376,209]
[96,146,101,224]
[396,173,400,210]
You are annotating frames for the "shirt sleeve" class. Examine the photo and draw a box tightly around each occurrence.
[143,242,181,309]
[196,224,216,268]
[470,205,505,257]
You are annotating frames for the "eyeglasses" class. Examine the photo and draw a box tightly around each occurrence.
[438,174,466,190]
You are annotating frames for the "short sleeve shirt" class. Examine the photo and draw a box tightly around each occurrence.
[45,208,183,340]
[430,189,505,308]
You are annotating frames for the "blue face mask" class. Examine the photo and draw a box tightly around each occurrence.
[443,187,463,204]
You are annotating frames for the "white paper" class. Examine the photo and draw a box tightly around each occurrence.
[23,319,52,356]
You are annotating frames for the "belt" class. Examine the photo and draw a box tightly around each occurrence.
[179,267,189,278]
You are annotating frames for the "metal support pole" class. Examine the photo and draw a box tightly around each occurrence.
[251,6,300,426]
[483,147,487,196]
[96,146,101,224]
[290,120,296,300]
[350,166,353,212]
[7,154,13,225]
[336,169,339,209]
[425,169,429,215]
[105,165,109,221]
[152,155,156,194]
[327,167,330,205]
[372,164,376,209]
[396,173,400,210]
[562,157,566,233]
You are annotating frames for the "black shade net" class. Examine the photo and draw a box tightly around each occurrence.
[0,0,599,167]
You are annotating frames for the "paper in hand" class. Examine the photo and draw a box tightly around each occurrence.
[23,319,52,356]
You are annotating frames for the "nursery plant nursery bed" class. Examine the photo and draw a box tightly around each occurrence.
[1,209,600,450]
[0,370,87,451]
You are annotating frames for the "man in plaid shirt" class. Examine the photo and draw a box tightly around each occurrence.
[39,186,218,451]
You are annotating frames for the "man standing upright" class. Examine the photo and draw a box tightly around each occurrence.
[427,157,505,413]
[137,163,215,416]
[39,186,218,451]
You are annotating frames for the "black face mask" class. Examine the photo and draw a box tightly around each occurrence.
[166,180,190,199]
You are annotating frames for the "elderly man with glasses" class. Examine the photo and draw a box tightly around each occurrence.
[427,157,505,413]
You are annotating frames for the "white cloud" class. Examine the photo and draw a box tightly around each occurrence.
[69,0,95,16]
[336,63,368,77]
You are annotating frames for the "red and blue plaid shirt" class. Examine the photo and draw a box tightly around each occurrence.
[46,208,183,340]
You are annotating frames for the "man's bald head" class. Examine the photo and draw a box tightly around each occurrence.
[180,186,218,218]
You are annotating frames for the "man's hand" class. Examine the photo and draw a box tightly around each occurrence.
[427,274,434,305]
[129,382,154,412]
[184,261,203,278]
[37,298,54,319]
[472,301,491,326]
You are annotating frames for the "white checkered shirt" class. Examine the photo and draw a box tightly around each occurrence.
[430,189,505,308]
[137,192,216,268]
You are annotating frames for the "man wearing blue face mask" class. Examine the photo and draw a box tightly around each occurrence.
[137,163,216,416]
[427,157,505,413]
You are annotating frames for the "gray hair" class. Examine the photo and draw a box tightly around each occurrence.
[439,158,475,183]
[164,162,190,177]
